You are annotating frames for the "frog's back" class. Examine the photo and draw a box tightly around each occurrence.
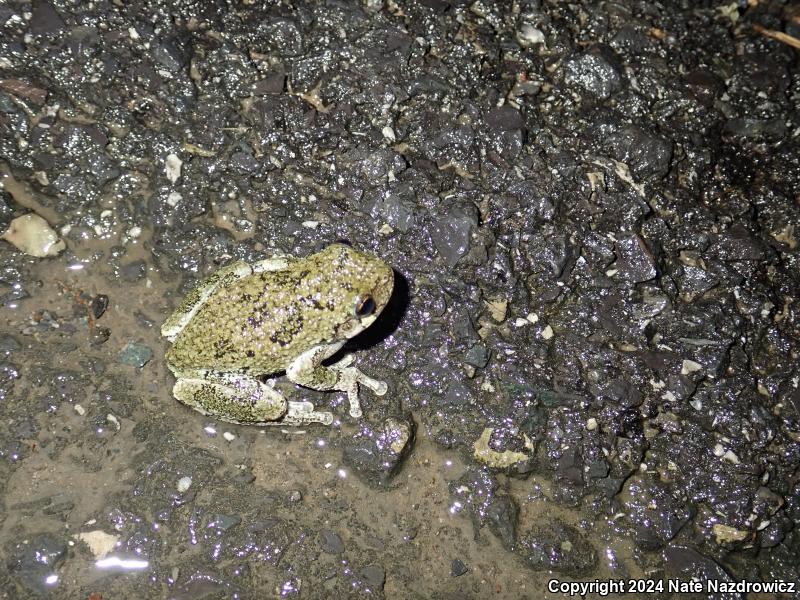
[166,266,342,375]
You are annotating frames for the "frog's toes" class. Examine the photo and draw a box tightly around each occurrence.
[345,387,363,419]
[357,372,388,396]
[285,400,334,426]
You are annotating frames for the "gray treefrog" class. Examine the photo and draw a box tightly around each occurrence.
[161,243,394,426]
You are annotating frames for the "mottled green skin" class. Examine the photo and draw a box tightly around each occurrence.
[166,244,394,376]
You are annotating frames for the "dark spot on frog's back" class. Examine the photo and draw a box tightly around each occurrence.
[303,295,323,310]
[246,315,263,330]
[269,331,289,347]
[246,349,255,358]
[213,338,233,359]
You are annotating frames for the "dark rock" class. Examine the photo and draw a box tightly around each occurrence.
[152,37,187,72]
[506,180,555,222]
[0,335,21,353]
[29,1,66,35]
[118,342,153,368]
[252,72,285,95]
[7,533,67,594]
[442,379,472,406]
[359,564,385,589]
[430,203,477,267]
[485,105,524,131]
[464,343,489,368]
[724,117,786,140]
[603,126,672,180]
[706,224,767,262]
[91,294,109,319]
[372,184,417,233]
[319,529,344,554]
[229,151,259,173]
[207,513,241,533]
[663,545,736,597]
[450,558,468,577]
[121,260,147,282]
[341,416,415,487]
[516,520,597,575]
[563,51,622,99]
[615,234,657,283]
[485,494,518,550]
[621,477,693,550]
[683,69,725,107]
[677,265,718,301]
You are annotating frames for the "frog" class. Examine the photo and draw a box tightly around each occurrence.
[160,243,394,426]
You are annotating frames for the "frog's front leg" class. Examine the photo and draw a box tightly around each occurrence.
[286,343,388,418]
[171,368,333,426]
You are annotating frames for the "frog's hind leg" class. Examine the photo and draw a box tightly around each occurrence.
[161,257,292,341]
[171,369,288,425]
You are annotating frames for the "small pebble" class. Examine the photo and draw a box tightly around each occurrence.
[118,342,152,368]
[359,564,385,589]
[451,558,468,577]
[89,326,111,345]
[164,153,182,183]
[517,24,545,47]
[176,476,192,493]
[91,294,109,319]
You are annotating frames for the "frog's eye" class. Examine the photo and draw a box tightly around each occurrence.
[355,295,376,318]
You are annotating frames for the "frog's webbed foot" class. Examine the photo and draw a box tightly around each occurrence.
[283,401,334,426]
[329,355,388,418]
[287,346,388,419]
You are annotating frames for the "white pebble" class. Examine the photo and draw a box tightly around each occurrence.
[722,449,740,464]
[540,325,554,339]
[176,476,193,493]
[681,359,703,375]
[382,126,396,141]
[223,432,236,442]
[106,414,121,431]
[1,214,65,257]
[164,153,182,184]
[166,191,182,207]
[517,24,545,47]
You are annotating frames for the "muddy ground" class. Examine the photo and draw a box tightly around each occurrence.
[1,0,799,598]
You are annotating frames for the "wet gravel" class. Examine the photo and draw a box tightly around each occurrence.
[1,0,799,598]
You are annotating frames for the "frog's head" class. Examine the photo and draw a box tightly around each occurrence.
[318,243,394,341]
